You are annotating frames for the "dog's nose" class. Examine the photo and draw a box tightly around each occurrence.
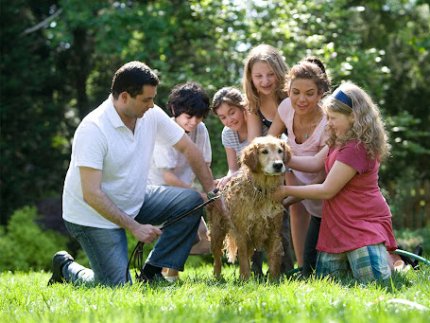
[272,161,284,172]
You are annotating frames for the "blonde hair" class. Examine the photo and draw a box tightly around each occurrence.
[324,81,390,160]
[242,44,289,114]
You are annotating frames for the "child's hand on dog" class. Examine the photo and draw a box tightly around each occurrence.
[271,186,288,202]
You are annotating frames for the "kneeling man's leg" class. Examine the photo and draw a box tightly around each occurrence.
[136,185,202,271]
[64,221,130,286]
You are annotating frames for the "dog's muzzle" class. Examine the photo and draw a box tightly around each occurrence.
[272,161,285,172]
[264,161,286,175]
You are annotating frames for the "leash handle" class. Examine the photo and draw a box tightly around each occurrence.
[126,189,221,282]
[126,241,145,283]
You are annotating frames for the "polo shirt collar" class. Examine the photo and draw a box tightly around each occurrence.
[106,95,127,129]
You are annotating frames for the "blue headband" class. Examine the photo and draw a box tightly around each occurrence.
[333,89,353,108]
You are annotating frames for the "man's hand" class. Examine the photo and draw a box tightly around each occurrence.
[130,224,162,243]
[200,192,209,202]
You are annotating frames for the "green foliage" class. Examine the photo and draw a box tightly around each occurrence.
[388,169,429,230]
[395,226,430,253]
[0,206,67,272]
[0,1,72,223]
[1,0,429,226]
[385,112,430,175]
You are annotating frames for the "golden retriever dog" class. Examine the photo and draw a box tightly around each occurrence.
[208,136,291,280]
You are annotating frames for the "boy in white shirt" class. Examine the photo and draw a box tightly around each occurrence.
[148,82,212,281]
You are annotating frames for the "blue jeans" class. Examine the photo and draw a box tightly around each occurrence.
[63,185,202,286]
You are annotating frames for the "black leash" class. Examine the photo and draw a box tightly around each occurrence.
[126,189,221,283]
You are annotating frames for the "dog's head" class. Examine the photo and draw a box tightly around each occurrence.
[240,136,291,175]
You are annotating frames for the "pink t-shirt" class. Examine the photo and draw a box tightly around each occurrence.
[317,141,397,253]
[278,98,327,217]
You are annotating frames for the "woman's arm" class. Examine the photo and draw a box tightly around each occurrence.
[282,171,326,207]
[225,147,239,174]
[288,146,329,173]
[268,111,286,137]
[214,147,240,189]
[247,111,263,142]
[273,160,356,201]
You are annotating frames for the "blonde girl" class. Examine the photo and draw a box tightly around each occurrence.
[242,44,294,274]
[242,44,289,141]
[273,82,397,283]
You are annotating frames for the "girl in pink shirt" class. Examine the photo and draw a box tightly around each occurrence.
[273,81,397,283]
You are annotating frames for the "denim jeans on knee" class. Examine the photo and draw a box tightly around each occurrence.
[64,220,131,286]
[64,185,202,286]
[135,185,202,271]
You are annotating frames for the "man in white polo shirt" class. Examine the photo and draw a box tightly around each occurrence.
[48,61,216,286]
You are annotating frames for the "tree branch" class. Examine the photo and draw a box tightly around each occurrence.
[21,9,63,36]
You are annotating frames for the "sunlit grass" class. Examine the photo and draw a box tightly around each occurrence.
[1,264,429,322]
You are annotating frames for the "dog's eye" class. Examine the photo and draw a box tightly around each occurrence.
[261,149,269,154]
[278,149,283,154]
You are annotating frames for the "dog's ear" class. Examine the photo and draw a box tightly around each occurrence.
[241,143,259,172]
[282,141,292,164]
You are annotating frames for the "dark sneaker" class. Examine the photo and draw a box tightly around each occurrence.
[412,245,424,269]
[47,251,74,286]
[136,271,171,285]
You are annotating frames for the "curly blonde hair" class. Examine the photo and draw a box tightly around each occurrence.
[242,44,289,114]
[324,81,391,161]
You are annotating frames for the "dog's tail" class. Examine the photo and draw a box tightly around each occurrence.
[225,234,238,263]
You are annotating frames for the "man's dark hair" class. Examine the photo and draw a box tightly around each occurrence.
[167,82,210,119]
[111,61,159,99]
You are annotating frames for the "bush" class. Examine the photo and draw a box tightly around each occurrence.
[395,227,430,256]
[385,168,430,230]
[0,206,68,272]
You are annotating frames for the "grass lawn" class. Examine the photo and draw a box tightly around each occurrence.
[1,263,429,323]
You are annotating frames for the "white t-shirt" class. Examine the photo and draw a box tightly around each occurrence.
[62,96,184,228]
[148,121,212,186]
